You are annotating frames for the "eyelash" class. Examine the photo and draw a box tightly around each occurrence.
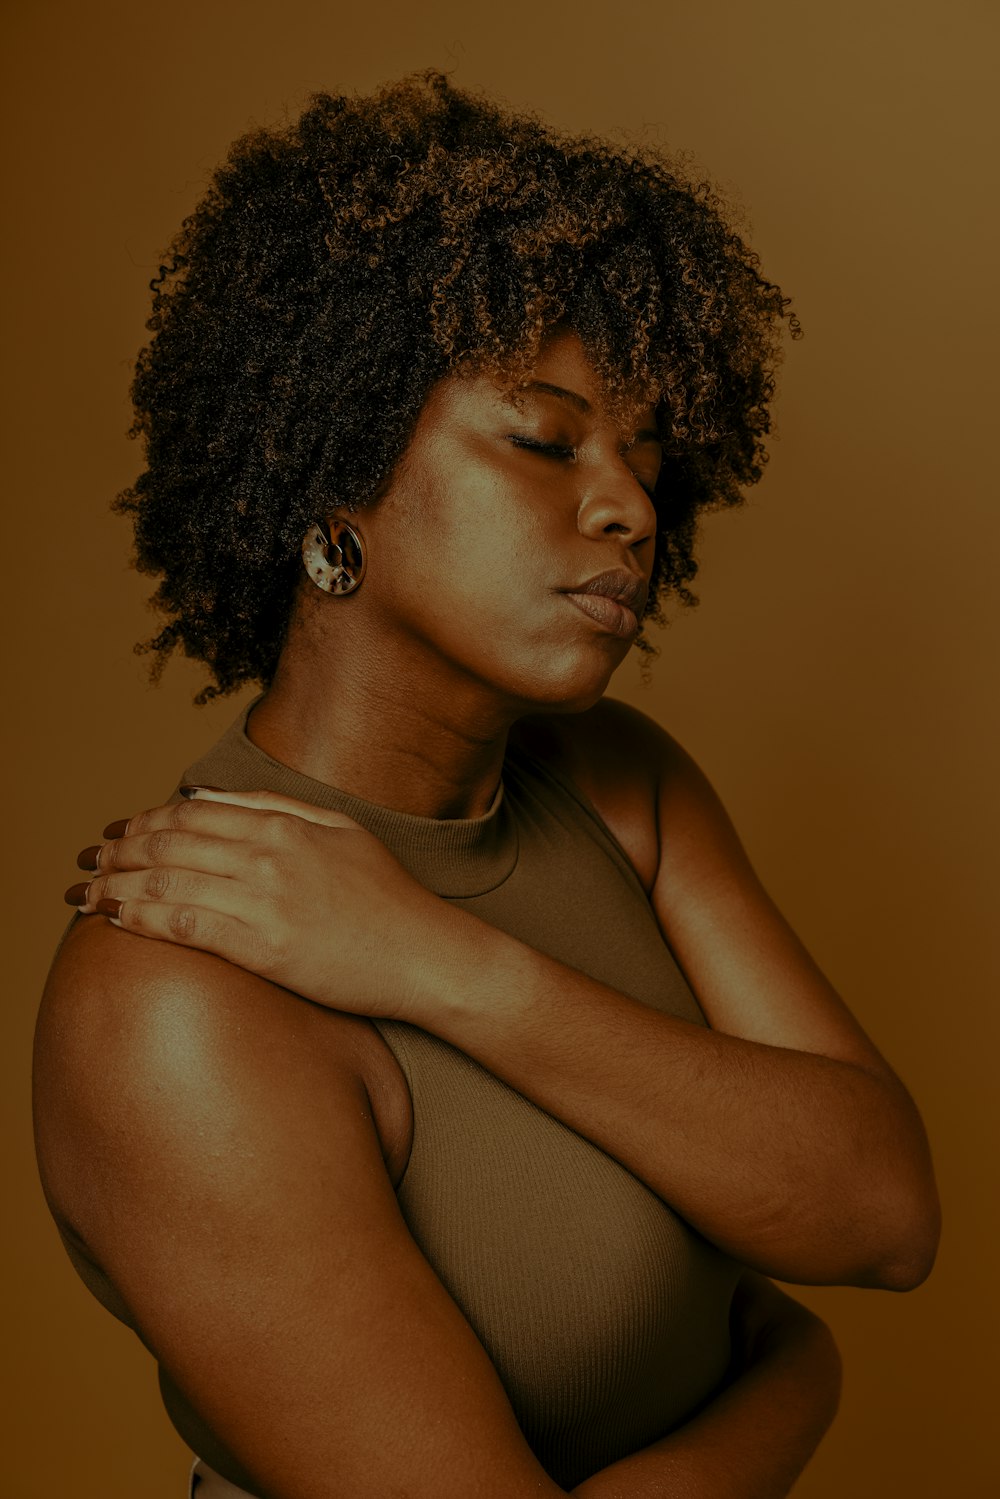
[509,436,576,459]
[509,436,658,500]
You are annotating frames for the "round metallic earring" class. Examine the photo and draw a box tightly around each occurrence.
[301,517,367,596]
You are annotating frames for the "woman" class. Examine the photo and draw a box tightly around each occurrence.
[34,72,939,1497]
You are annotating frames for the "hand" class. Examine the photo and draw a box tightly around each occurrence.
[727,1270,823,1375]
[571,1275,840,1498]
[63,786,455,1021]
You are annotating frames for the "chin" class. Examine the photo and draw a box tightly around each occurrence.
[509,647,626,716]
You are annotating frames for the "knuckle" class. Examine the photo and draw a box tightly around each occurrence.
[144,867,172,900]
[168,800,194,831]
[168,905,198,942]
[146,828,172,864]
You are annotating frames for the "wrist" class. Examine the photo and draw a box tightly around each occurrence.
[405,903,534,1038]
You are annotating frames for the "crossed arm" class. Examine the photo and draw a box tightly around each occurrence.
[36,918,840,1499]
[63,700,941,1287]
[38,700,938,1493]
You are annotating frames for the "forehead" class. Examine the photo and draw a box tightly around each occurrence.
[523,328,611,405]
[427,328,659,432]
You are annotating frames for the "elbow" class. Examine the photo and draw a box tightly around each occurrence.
[861,1250,937,1294]
[781,1151,942,1291]
[866,1216,941,1293]
[858,1176,942,1292]
[853,1078,942,1292]
[876,1255,936,1294]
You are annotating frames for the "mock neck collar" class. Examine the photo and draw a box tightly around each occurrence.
[188,699,519,899]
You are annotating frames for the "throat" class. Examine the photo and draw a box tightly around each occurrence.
[246,689,508,820]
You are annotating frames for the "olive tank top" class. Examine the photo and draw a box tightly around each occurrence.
[178,701,740,1489]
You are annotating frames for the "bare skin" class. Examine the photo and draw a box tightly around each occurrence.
[36,329,934,1495]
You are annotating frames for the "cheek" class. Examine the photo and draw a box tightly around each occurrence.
[366,440,577,647]
[419,479,557,598]
[463,512,564,640]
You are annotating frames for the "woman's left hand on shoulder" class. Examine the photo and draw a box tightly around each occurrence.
[64,787,453,1020]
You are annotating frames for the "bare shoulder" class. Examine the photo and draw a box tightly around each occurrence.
[510,697,690,893]
[34,916,412,1244]
[34,922,558,1496]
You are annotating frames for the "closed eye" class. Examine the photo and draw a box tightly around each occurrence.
[509,435,658,500]
[508,436,576,460]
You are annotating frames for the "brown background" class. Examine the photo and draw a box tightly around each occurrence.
[4,1,997,1493]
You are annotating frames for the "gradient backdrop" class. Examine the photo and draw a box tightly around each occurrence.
[4,2,997,1494]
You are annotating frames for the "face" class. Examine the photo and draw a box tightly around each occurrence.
[352,328,662,715]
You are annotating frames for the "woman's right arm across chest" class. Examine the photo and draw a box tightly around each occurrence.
[34,916,839,1499]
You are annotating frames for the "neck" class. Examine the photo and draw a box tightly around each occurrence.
[248,626,521,820]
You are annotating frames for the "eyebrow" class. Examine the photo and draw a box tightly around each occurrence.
[521,380,662,446]
[523,380,591,413]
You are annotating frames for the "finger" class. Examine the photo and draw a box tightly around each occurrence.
[67,867,250,918]
[96,795,361,853]
[87,825,252,882]
[94,894,274,974]
[73,796,368,905]
[179,784,366,832]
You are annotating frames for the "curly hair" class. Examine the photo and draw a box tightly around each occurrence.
[116,69,800,703]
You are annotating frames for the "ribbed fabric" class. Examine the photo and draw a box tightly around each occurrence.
[179,703,517,899]
[179,700,739,1490]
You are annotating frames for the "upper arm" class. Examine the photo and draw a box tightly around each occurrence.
[34,918,559,1499]
[549,698,896,1077]
[642,708,895,1073]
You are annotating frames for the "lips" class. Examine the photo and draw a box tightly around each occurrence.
[562,568,649,639]
[568,569,649,614]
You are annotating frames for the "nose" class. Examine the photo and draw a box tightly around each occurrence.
[577,461,658,552]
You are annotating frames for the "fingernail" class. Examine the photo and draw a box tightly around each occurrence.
[102,818,130,838]
[77,845,102,871]
[96,897,124,919]
[179,784,224,798]
[64,882,91,906]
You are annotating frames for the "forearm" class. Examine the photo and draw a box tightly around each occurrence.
[80,783,938,1283]
[415,907,938,1286]
[570,1282,841,1499]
